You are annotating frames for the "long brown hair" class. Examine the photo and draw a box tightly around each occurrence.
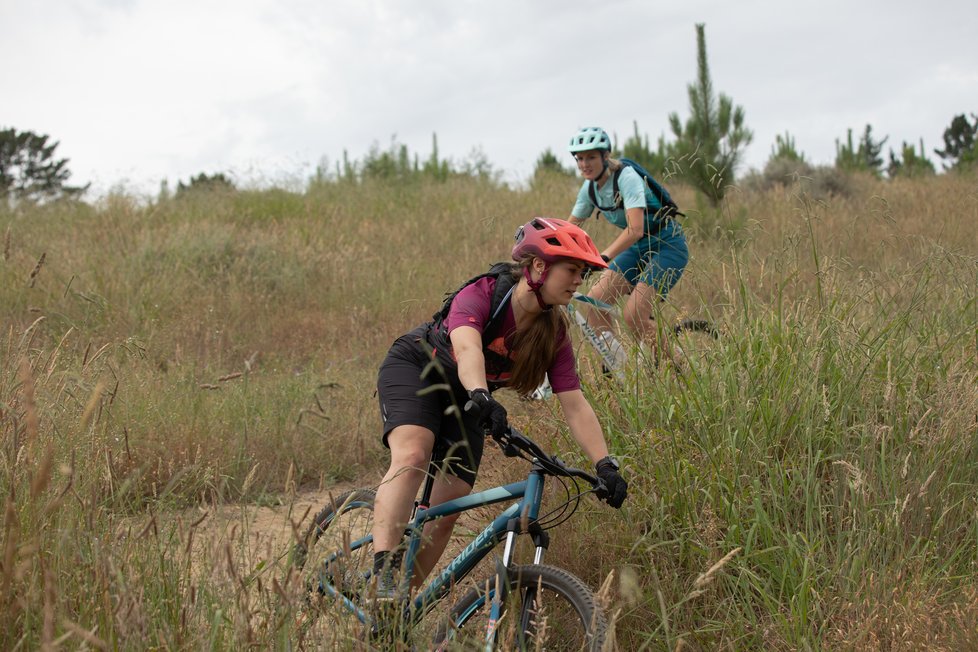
[506,258,570,396]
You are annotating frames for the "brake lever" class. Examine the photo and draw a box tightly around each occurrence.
[593,477,609,499]
[489,431,520,458]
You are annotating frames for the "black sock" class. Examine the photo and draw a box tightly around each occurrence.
[373,550,391,574]
[373,549,404,574]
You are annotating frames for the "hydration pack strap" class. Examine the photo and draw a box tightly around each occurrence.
[490,285,516,322]
[588,168,683,220]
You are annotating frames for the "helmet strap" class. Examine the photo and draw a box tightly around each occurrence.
[523,264,553,311]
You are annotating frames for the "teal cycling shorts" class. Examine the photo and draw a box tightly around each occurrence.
[609,233,688,296]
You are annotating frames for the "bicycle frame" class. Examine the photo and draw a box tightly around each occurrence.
[529,293,625,399]
[567,297,626,381]
[314,461,555,630]
[563,292,718,384]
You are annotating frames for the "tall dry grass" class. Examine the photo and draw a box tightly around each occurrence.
[1,170,977,648]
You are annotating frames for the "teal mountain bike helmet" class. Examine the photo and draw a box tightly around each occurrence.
[568,127,611,153]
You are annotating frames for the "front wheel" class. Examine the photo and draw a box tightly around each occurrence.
[433,563,609,651]
[670,318,721,376]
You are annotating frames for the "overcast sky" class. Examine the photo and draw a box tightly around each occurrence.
[3,0,977,197]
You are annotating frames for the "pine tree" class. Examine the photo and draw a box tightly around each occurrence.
[934,113,978,170]
[835,125,888,176]
[770,132,805,163]
[667,23,753,205]
[621,121,669,175]
[0,128,88,203]
[532,148,573,177]
[175,172,235,196]
[422,133,450,181]
[887,139,935,178]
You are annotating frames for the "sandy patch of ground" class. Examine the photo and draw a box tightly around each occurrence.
[174,448,520,593]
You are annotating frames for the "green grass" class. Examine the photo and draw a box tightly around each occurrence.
[2,170,977,649]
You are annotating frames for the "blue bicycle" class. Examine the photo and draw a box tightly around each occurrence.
[291,426,611,650]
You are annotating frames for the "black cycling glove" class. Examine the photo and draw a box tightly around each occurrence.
[595,456,627,508]
[466,388,508,438]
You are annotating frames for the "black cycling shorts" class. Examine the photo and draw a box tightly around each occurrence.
[376,326,485,487]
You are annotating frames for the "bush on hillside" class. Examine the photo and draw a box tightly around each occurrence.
[741,157,857,199]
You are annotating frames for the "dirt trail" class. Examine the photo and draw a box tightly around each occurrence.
[188,489,335,558]
[161,485,355,593]
[177,400,561,584]
[178,448,520,590]
[173,390,565,591]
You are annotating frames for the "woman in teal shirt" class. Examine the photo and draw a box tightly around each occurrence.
[567,126,688,361]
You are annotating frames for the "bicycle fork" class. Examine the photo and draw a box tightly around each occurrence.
[485,505,551,647]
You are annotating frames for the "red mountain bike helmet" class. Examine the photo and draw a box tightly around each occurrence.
[512,217,608,269]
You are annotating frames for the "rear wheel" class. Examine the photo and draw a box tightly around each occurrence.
[291,489,421,647]
[673,318,718,338]
[670,318,721,376]
[433,563,608,651]
[292,489,377,604]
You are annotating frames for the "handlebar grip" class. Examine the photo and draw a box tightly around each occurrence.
[464,399,504,437]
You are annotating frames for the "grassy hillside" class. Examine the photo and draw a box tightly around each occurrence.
[2,171,976,649]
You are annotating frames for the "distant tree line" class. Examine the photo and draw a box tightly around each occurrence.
[307,133,498,189]
[3,22,975,208]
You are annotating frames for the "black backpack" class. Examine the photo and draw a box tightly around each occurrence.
[588,157,683,220]
[431,262,519,338]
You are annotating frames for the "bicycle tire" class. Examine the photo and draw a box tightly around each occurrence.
[432,563,608,651]
[292,488,377,602]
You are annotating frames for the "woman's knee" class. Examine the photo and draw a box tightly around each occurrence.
[390,449,431,475]
[623,312,649,334]
[387,427,434,471]
[624,290,667,336]
[588,277,614,303]
[591,271,629,301]
[622,297,650,330]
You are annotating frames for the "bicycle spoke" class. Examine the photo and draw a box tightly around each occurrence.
[434,564,607,651]
[292,490,378,612]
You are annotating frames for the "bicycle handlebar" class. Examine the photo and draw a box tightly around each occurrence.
[463,399,610,499]
[490,426,602,491]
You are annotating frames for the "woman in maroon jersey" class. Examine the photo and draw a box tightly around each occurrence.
[371,217,629,598]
